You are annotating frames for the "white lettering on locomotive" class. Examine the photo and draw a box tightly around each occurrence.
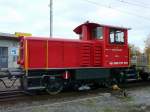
[109,62,128,65]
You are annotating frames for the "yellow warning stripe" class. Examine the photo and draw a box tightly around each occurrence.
[25,40,28,72]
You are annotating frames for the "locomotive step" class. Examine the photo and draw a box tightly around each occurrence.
[27,86,45,90]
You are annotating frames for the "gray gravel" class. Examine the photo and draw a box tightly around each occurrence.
[1,86,150,112]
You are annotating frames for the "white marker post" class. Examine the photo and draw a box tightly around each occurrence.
[50,0,53,38]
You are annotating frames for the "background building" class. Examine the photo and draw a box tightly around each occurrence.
[0,33,19,69]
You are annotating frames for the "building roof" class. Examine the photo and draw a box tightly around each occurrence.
[0,33,19,41]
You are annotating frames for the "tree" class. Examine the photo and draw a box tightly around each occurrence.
[144,34,150,66]
[129,44,142,66]
[145,34,150,48]
[129,44,141,57]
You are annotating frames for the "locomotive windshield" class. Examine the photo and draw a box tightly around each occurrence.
[92,27,103,39]
[109,29,124,44]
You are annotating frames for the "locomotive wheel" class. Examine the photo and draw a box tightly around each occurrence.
[46,79,63,95]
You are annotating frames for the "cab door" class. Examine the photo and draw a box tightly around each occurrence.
[104,28,129,68]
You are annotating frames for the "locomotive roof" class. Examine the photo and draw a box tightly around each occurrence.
[74,22,131,34]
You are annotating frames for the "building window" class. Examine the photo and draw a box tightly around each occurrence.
[92,27,103,39]
[109,29,124,44]
[0,47,8,68]
[0,47,8,56]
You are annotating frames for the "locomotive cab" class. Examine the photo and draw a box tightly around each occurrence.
[74,21,129,68]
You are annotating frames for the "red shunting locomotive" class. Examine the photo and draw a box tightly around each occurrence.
[18,21,130,94]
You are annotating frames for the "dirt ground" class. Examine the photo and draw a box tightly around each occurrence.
[1,85,150,112]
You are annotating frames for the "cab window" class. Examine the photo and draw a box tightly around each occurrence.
[92,27,103,39]
[109,29,124,44]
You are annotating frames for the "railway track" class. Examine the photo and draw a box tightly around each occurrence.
[0,89,26,102]
[120,79,150,89]
[0,80,150,104]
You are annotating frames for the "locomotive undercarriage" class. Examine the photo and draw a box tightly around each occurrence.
[19,66,149,94]
[0,66,149,95]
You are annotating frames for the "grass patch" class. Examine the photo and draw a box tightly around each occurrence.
[103,108,114,112]
[120,96,133,102]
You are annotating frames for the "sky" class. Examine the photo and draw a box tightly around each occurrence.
[0,0,150,51]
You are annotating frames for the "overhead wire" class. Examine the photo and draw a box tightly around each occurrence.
[81,0,150,22]
[115,0,150,9]
[130,0,150,5]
